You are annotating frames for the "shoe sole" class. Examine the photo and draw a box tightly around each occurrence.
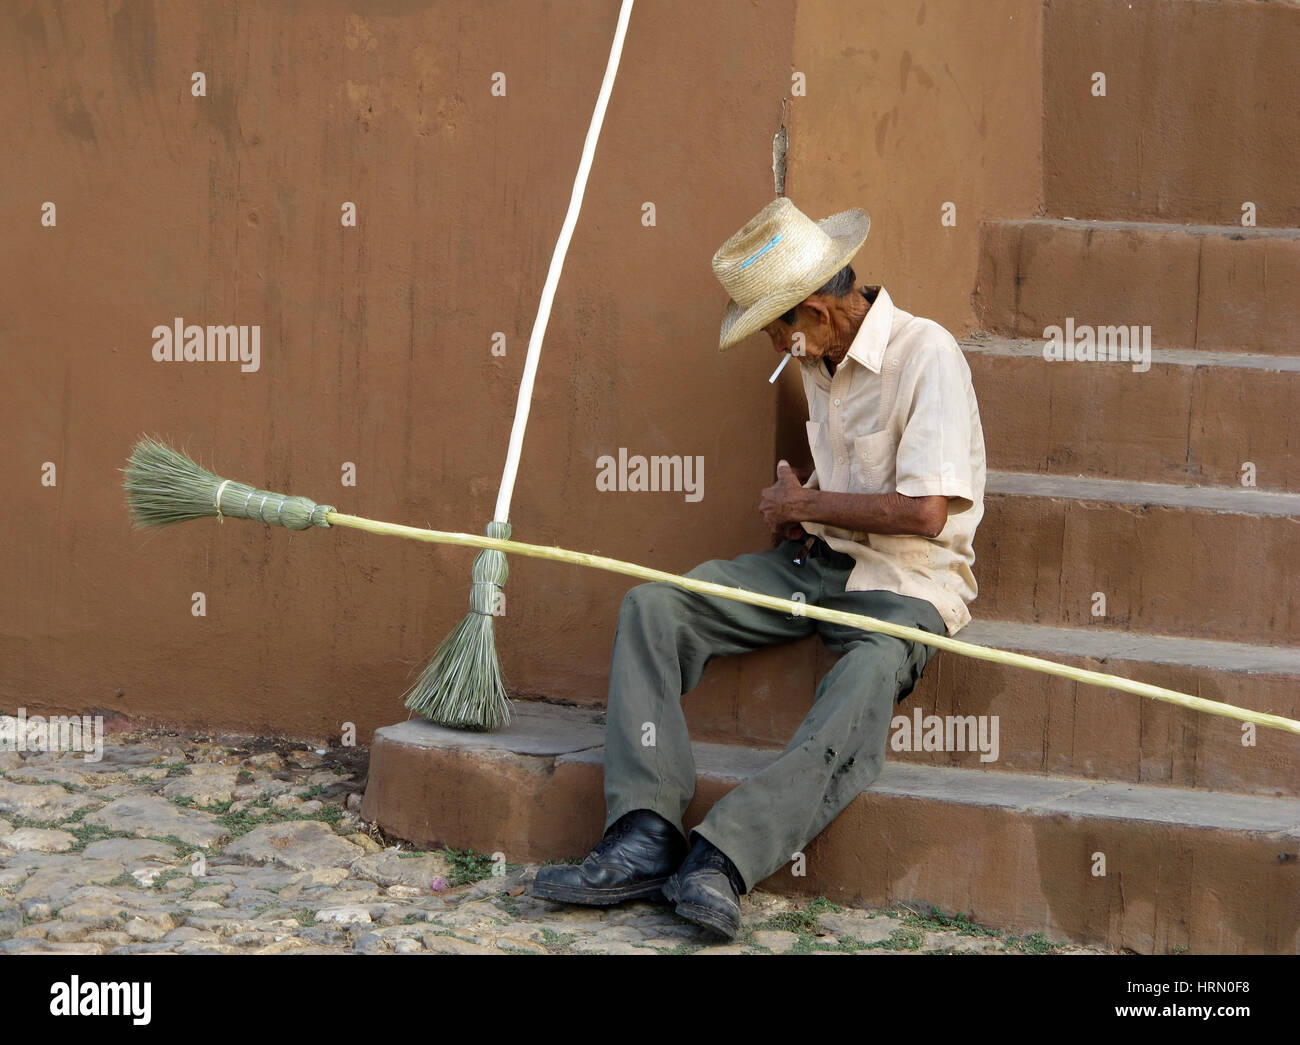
[527,876,671,906]
[662,878,740,940]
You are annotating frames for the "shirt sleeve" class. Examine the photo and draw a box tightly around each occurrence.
[893,335,976,514]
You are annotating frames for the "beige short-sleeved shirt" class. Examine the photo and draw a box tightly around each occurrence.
[796,286,986,635]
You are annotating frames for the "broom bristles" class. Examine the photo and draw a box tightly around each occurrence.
[404,521,514,731]
[123,436,333,531]
[403,610,510,731]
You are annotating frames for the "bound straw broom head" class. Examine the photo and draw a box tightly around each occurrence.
[122,436,511,731]
[123,436,333,531]
[400,520,513,732]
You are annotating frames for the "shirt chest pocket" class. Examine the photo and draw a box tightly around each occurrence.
[851,430,897,494]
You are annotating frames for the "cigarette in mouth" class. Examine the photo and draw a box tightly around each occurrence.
[768,354,792,384]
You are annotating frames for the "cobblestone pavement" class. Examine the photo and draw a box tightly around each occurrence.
[0,724,1111,955]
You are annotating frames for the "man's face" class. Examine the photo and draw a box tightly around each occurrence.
[761,301,834,362]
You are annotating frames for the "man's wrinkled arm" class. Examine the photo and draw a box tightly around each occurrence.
[790,488,948,539]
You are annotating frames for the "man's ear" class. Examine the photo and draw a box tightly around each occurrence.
[802,295,832,328]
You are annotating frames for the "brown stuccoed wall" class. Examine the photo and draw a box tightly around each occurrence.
[1043,0,1300,226]
[778,0,1042,467]
[0,0,1041,742]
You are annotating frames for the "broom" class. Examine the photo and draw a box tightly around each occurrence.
[122,436,1300,738]
[405,0,636,730]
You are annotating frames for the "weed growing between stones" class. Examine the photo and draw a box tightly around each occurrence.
[751,895,842,935]
[539,928,578,953]
[902,909,1002,938]
[146,834,190,853]
[495,891,523,918]
[441,846,495,886]
[740,897,1070,954]
[890,906,1064,953]
[1005,931,1060,954]
[209,795,345,839]
[3,808,134,854]
[149,869,190,891]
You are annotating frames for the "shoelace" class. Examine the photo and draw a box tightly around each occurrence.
[588,816,634,860]
[685,843,743,893]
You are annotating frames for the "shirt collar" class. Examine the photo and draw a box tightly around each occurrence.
[844,286,894,374]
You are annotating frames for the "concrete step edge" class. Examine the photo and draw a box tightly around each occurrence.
[548,730,1300,833]
[955,619,1300,676]
[961,334,1300,373]
[984,218,1300,240]
[373,704,1300,834]
[985,469,1300,517]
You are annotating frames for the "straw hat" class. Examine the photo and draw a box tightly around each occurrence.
[711,197,870,352]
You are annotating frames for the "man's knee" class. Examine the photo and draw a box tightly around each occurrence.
[619,580,683,622]
[832,635,910,692]
[840,634,931,704]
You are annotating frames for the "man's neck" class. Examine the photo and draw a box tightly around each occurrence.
[824,286,876,375]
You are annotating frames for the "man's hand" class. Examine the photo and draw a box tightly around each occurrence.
[760,458,949,541]
[760,460,809,543]
[769,520,807,546]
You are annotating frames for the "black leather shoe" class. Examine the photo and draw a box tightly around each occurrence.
[662,835,745,940]
[528,809,687,906]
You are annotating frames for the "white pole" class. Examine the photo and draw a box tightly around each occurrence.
[492,0,636,523]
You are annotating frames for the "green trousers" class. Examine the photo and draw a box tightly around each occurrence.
[602,536,947,893]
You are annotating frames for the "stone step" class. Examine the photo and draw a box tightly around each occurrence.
[900,621,1300,796]
[974,219,1300,355]
[360,701,1300,954]
[681,621,1300,798]
[1044,0,1300,225]
[961,335,1300,493]
[973,471,1300,645]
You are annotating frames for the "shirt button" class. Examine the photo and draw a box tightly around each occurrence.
[889,358,899,368]
[833,398,841,407]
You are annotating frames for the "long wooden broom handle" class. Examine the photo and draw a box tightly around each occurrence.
[323,511,1300,737]
[493,0,636,523]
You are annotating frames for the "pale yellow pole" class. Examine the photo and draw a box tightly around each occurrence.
[325,512,1300,737]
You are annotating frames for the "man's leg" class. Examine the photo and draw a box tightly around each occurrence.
[687,578,946,895]
[602,540,821,841]
[530,539,820,906]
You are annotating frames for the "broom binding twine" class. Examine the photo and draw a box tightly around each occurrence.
[469,521,512,617]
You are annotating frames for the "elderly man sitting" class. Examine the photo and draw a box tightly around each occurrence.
[530,197,986,940]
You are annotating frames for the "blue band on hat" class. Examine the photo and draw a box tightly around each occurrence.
[739,233,782,269]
